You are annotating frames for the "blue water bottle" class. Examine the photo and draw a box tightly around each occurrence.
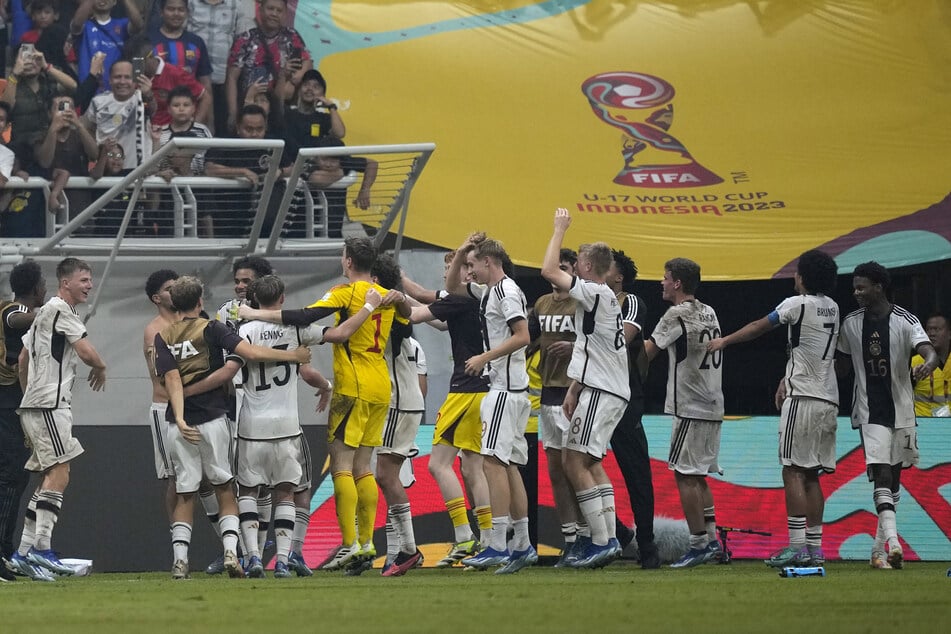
[780,566,825,577]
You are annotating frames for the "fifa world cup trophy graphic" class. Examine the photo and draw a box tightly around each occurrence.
[582,72,723,188]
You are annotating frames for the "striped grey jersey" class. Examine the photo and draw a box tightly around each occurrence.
[19,297,88,409]
[467,277,529,392]
[650,299,724,422]
[776,293,839,404]
[566,277,630,401]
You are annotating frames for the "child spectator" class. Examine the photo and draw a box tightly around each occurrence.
[126,34,208,126]
[225,0,310,133]
[20,0,71,77]
[35,93,99,212]
[155,84,211,178]
[88,138,156,236]
[70,0,143,90]
[149,0,212,96]
[306,137,377,239]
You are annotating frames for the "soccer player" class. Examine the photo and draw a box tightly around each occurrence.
[541,209,630,569]
[835,262,938,569]
[912,313,950,417]
[642,257,725,568]
[402,254,492,567]
[143,269,180,523]
[226,274,380,577]
[530,247,584,565]
[12,258,107,580]
[238,237,410,571]
[154,276,311,579]
[606,249,660,569]
[0,261,45,582]
[707,249,840,568]
[445,233,533,573]
[371,255,425,576]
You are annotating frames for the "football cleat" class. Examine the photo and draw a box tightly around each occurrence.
[807,548,825,566]
[764,545,811,568]
[319,543,359,571]
[273,561,292,579]
[205,554,225,575]
[436,539,480,568]
[570,541,615,569]
[223,550,244,578]
[887,542,904,570]
[27,547,75,575]
[639,541,661,570]
[171,559,190,580]
[245,555,265,578]
[670,541,720,569]
[870,551,892,569]
[382,549,422,577]
[355,542,377,561]
[10,552,55,582]
[343,559,373,576]
[495,546,538,575]
[287,551,313,577]
[461,547,510,570]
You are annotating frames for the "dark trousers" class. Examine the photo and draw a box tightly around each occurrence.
[517,432,539,548]
[0,408,30,559]
[610,398,655,547]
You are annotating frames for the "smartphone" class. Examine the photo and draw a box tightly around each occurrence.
[58,100,70,112]
[132,56,144,81]
[19,43,36,61]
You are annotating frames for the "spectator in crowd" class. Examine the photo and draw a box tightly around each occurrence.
[186,0,254,136]
[125,34,208,126]
[83,58,152,170]
[283,69,344,159]
[3,43,77,171]
[88,136,155,236]
[0,101,46,238]
[149,0,212,104]
[19,0,71,77]
[204,103,290,237]
[36,93,99,213]
[6,0,34,52]
[225,0,310,133]
[70,0,144,90]
[242,74,287,138]
[913,313,951,417]
[155,85,212,177]
[306,137,377,239]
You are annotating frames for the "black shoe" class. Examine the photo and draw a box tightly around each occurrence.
[639,541,661,570]
[616,521,636,550]
[0,559,16,582]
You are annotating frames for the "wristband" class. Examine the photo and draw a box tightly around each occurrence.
[316,380,333,394]
[363,302,375,313]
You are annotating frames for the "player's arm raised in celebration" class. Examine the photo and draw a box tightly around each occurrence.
[540,207,574,293]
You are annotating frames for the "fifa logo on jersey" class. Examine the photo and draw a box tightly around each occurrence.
[168,340,200,359]
[538,314,575,333]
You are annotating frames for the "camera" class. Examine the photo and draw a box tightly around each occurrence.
[19,43,36,61]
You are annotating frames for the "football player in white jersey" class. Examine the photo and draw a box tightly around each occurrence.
[707,250,840,567]
[210,275,381,577]
[13,258,107,579]
[541,208,630,569]
[371,255,425,576]
[643,258,725,568]
[836,261,937,569]
[446,232,534,572]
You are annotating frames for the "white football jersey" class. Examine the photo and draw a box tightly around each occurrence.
[387,334,426,412]
[468,277,529,392]
[19,297,88,409]
[234,320,327,439]
[837,305,928,429]
[566,277,630,401]
[776,294,840,404]
[650,299,724,421]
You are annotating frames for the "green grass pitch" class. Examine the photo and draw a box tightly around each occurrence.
[3,561,950,633]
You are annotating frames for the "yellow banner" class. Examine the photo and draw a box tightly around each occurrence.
[297,1,951,280]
